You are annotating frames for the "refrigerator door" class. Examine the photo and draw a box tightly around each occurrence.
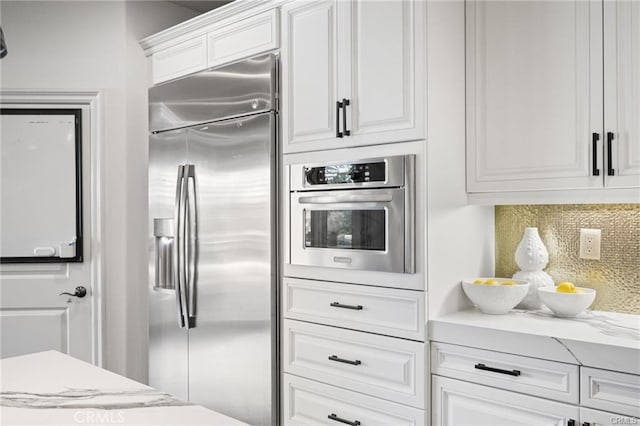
[149,54,277,133]
[186,112,276,426]
[148,128,189,401]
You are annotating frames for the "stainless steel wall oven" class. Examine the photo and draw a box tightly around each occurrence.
[289,155,414,273]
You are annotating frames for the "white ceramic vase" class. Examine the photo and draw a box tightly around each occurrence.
[513,227,553,309]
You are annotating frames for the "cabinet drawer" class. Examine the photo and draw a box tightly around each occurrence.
[283,278,424,341]
[284,319,425,408]
[581,367,640,418]
[207,9,279,69]
[152,35,207,84]
[284,374,425,426]
[431,342,579,404]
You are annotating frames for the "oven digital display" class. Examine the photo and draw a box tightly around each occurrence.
[304,161,386,185]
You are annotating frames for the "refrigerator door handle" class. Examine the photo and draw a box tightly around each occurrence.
[174,165,186,328]
[178,166,191,329]
[185,164,198,328]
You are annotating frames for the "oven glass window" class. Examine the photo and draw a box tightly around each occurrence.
[304,210,385,251]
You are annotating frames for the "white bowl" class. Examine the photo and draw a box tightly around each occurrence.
[462,278,530,315]
[538,286,596,317]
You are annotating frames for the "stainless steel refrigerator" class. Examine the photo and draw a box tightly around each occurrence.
[148,54,278,426]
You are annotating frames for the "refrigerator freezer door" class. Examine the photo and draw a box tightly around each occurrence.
[149,54,277,133]
[149,129,189,401]
[186,113,276,426]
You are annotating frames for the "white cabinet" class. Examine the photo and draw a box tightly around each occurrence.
[152,35,208,85]
[284,374,425,426]
[207,9,279,69]
[433,375,580,426]
[580,407,639,426]
[580,367,640,418]
[604,0,640,188]
[281,0,425,153]
[284,319,425,408]
[466,0,640,194]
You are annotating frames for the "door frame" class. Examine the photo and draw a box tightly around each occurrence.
[0,90,105,366]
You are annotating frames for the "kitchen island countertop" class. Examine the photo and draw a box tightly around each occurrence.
[429,308,640,374]
[0,350,247,426]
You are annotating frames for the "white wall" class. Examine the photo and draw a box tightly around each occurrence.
[426,0,495,318]
[0,0,197,382]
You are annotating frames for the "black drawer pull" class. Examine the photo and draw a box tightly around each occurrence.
[592,132,600,176]
[474,363,521,376]
[568,420,575,426]
[581,422,590,426]
[329,355,361,366]
[328,413,360,426]
[607,131,615,176]
[330,302,363,310]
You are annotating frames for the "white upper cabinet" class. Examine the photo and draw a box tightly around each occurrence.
[281,1,340,149]
[466,0,604,192]
[604,0,640,188]
[281,0,425,154]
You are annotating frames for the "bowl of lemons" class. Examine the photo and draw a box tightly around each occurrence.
[538,282,596,317]
[462,278,530,315]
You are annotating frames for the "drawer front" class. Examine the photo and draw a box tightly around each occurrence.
[284,374,425,426]
[152,35,207,84]
[284,319,425,408]
[581,367,640,417]
[207,9,279,69]
[431,342,579,404]
[283,277,424,341]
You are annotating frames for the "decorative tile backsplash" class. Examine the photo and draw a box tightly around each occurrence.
[495,204,640,314]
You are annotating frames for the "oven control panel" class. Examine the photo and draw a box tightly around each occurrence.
[304,161,386,185]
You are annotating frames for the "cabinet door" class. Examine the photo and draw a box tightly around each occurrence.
[432,376,579,426]
[281,1,340,153]
[343,0,425,146]
[604,0,640,188]
[466,1,604,192]
[580,407,638,426]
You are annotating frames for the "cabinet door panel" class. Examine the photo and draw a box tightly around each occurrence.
[604,0,640,188]
[467,1,603,192]
[346,0,425,145]
[281,1,339,152]
[432,376,579,426]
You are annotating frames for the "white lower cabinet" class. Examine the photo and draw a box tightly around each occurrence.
[284,374,425,426]
[284,319,424,408]
[432,375,579,426]
[580,407,639,426]
[580,367,640,418]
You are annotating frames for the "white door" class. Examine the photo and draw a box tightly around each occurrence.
[466,0,604,192]
[432,376,579,426]
[344,0,425,146]
[0,104,98,364]
[281,0,340,153]
[604,0,640,188]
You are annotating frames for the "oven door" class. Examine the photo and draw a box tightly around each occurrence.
[290,188,410,273]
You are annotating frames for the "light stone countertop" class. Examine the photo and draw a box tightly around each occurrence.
[429,308,640,375]
[0,350,247,426]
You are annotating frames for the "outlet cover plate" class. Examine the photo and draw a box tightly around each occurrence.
[579,228,601,260]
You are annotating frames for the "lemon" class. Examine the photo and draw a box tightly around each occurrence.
[473,279,484,285]
[501,281,516,286]
[556,281,577,293]
[483,279,499,286]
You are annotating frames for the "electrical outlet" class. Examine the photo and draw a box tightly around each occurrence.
[579,228,601,260]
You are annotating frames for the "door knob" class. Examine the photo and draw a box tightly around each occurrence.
[59,286,87,298]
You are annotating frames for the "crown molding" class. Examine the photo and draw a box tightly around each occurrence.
[139,0,291,56]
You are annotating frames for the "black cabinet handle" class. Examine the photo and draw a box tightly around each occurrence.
[336,100,344,138]
[342,98,351,136]
[568,420,575,426]
[592,133,600,176]
[330,302,363,310]
[474,363,521,376]
[328,413,360,426]
[329,355,361,366]
[582,422,591,426]
[607,131,615,176]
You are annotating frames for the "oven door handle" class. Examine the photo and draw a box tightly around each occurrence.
[297,194,393,204]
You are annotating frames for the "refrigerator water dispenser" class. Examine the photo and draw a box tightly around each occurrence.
[153,218,174,291]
